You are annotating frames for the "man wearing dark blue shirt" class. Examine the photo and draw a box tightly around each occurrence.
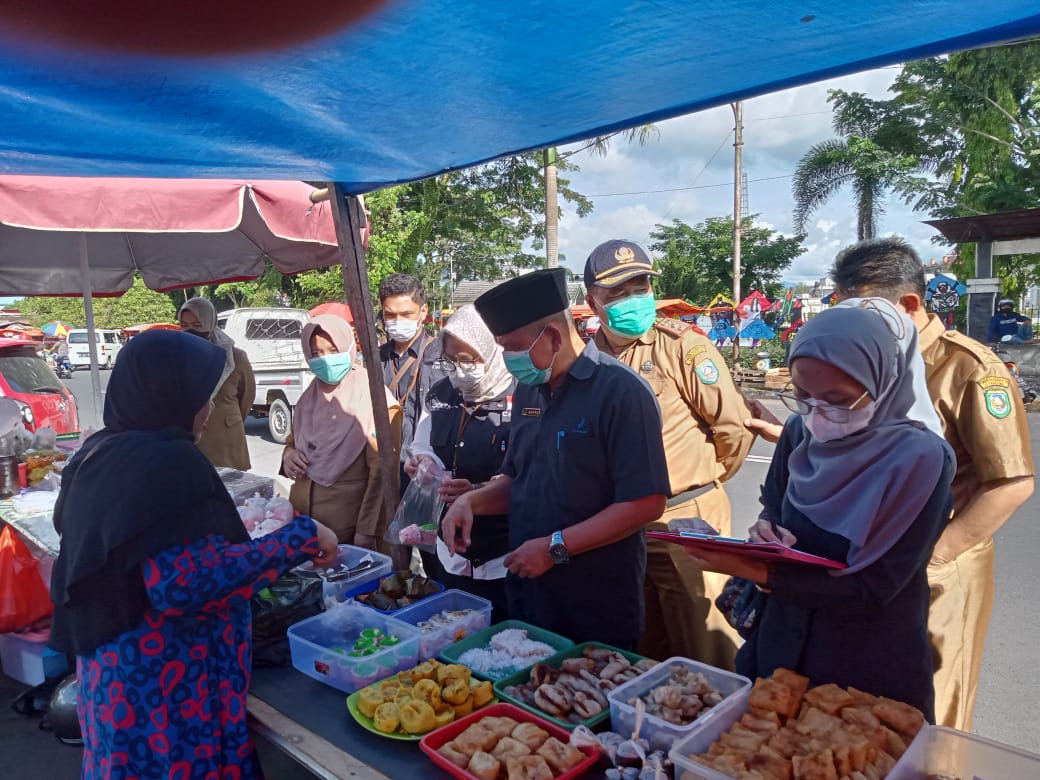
[442,268,669,649]
[988,298,1032,344]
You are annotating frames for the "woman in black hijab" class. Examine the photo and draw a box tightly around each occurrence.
[50,329,337,780]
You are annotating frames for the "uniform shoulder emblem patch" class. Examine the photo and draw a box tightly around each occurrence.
[983,387,1011,419]
[978,375,1010,390]
[694,357,719,384]
[655,317,691,338]
[684,345,707,365]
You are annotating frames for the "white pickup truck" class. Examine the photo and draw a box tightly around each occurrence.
[216,307,315,444]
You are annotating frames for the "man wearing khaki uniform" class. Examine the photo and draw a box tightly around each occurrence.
[586,239,753,668]
[829,238,1034,730]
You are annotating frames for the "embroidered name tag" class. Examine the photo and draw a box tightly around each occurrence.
[521,408,542,417]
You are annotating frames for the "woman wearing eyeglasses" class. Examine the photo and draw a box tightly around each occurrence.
[688,304,953,721]
[404,305,516,619]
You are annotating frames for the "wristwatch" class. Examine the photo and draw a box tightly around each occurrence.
[548,530,570,565]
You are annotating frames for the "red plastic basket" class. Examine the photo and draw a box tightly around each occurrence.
[419,702,600,780]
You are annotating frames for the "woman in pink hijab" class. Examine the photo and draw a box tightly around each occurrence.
[281,315,402,550]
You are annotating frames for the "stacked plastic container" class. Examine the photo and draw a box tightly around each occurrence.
[608,657,751,753]
[287,601,420,693]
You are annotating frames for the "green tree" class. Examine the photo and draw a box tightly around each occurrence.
[826,42,1040,295]
[792,92,920,240]
[887,42,1040,217]
[649,216,805,304]
[16,276,178,328]
[295,155,594,311]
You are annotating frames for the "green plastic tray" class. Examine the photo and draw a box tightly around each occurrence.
[493,641,648,731]
[438,620,575,681]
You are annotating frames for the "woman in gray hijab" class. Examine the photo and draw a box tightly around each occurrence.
[689,305,953,720]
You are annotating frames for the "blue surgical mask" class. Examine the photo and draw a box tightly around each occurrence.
[603,291,657,338]
[503,327,557,386]
[309,353,352,384]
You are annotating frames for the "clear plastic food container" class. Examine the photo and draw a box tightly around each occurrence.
[287,601,420,693]
[294,544,392,604]
[887,725,1040,779]
[608,656,751,753]
[392,589,493,660]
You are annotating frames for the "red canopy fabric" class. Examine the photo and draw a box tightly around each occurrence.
[0,177,345,295]
[309,302,354,323]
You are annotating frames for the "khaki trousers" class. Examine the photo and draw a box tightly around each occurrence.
[639,486,741,670]
[928,538,995,731]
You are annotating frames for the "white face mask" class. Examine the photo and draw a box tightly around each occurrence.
[449,363,486,393]
[385,318,419,343]
[803,401,877,442]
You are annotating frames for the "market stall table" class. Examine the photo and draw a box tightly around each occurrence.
[248,666,613,780]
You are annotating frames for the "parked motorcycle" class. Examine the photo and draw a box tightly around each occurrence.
[53,353,73,380]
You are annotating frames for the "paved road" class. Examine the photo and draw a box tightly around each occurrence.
[55,372,1040,754]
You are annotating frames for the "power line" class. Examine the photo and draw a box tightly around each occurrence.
[748,110,830,122]
[588,173,792,198]
[689,130,734,187]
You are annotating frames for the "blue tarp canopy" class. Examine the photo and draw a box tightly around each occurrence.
[0,2,1038,189]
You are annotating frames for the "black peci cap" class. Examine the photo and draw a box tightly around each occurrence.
[474,268,570,337]
[583,239,660,290]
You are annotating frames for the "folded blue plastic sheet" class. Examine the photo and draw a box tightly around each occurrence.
[0,1,1037,188]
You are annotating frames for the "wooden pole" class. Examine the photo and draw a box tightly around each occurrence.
[327,185,400,538]
[731,101,743,365]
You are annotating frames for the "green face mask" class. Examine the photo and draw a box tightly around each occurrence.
[308,353,352,384]
[503,326,557,386]
[603,291,657,338]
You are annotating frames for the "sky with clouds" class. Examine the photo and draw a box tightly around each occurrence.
[552,66,953,286]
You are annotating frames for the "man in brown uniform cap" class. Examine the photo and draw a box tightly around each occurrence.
[828,237,1034,730]
[585,239,753,668]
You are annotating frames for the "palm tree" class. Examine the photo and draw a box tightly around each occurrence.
[792,92,916,241]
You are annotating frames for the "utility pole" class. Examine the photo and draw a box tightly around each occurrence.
[544,147,559,268]
[731,101,743,362]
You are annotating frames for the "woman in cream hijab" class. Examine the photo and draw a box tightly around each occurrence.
[283,315,402,550]
[405,305,515,619]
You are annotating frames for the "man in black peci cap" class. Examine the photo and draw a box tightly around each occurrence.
[442,268,670,650]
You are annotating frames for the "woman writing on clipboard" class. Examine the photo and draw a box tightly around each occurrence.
[688,303,953,721]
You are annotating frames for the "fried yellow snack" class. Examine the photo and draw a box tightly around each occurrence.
[397,670,420,687]
[470,680,494,708]
[414,659,441,680]
[399,699,437,734]
[412,678,443,709]
[442,677,470,706]
[373,703,400,734]
[358,687,385,719]
[393,690,414,708]
[453,696,474,718]
[433,705,456,729]
[436,663,471,686]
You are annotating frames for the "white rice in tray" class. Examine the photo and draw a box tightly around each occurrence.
[457,628,556,677]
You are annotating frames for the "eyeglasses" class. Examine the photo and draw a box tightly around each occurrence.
[436,358,480,373]
[774,386,871,423]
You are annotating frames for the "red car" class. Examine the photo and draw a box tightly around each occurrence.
[0,339,79,434]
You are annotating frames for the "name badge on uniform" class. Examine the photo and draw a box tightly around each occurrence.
[521,408,541,417]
